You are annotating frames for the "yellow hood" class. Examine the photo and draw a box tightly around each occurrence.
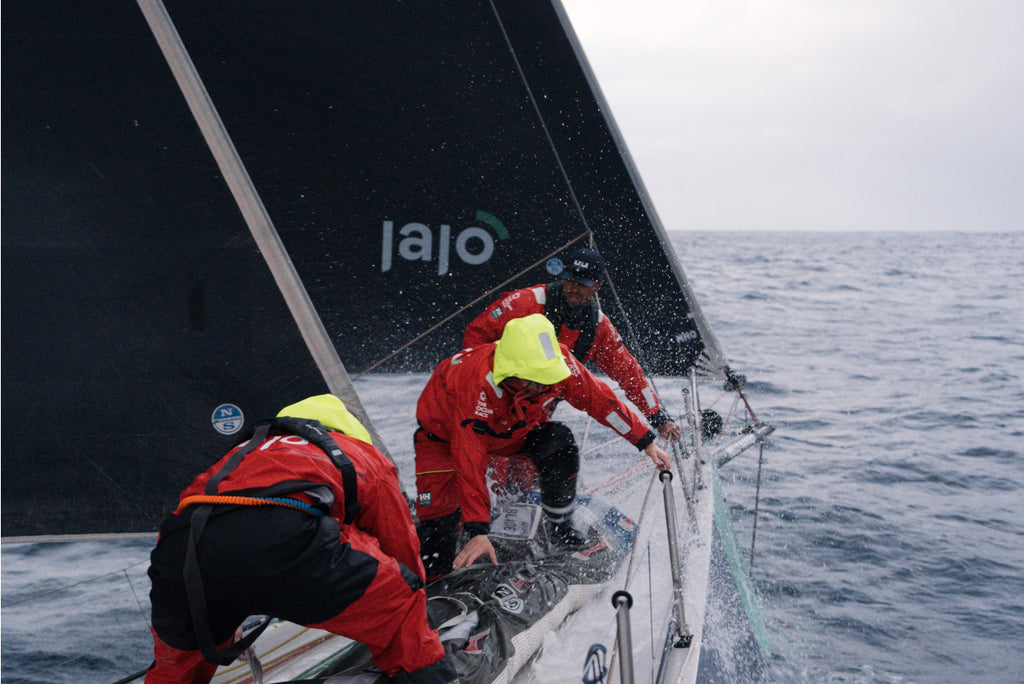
[276,394,373,445]
[492,314,572,386]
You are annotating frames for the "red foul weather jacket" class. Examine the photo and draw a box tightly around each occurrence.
[148,424,445,683]
[177,430,425,581]
[464,283,665,422]
[415,341,656,526]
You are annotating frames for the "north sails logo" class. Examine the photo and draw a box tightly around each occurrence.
[211,404,244,435]
[381,210,509,275]
[492,583,525,614]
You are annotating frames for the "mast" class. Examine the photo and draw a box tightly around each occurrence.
[134,0,389,454]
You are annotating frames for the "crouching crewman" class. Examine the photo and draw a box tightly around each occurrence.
[415,314,670,579]
[145,394,457,684]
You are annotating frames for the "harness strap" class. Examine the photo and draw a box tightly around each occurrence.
[460,417,529,439]
[205,422,271,495]
[273,416,361,525]
[415,425,449,443]
[201,417,360,524]
[184,503,271,665]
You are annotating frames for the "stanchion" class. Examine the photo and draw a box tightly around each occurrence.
[612,590,635,684]
[659,470,693,648]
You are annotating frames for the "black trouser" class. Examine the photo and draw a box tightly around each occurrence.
[521,421,579,522]
[148,505,383,650]
[418,510,462,579]
[418,421,579,576]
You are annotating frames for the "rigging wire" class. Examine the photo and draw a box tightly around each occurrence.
[607,469,659,680]
[353,233,589,378]
[1,557,151,609]
[2,557,154,684]
[487,0,592,237]
[737,384,761,422]
[749,438,767,575]
[593,262,666,401]
[125,563,154,636]
[10,650,138,684]
[648,543,656,679]
[81,455,162,531]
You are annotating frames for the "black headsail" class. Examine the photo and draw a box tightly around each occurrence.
[2,0,729,537]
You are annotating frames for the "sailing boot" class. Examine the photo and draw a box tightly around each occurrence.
[546,517,588,550]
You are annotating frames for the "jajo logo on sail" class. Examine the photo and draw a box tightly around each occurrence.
[381,211,509,275]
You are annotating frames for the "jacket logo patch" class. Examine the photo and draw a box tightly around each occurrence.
[418,492,432,507]
[501,291,523,308]
[474,391,493,419]
[490,307,504,320]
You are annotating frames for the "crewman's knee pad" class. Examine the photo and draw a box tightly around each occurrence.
[521,422,579,519]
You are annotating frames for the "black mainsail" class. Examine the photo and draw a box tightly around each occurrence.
[3,0,741,529]
[3,0,733,538]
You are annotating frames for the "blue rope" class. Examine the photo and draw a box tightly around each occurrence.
[255,497,324,517]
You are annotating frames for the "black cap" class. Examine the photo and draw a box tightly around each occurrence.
[558,247,606,287]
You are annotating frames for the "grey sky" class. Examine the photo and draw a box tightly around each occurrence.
[560,0,1024,231]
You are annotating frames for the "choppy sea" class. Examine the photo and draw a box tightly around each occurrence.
[3,231,1023,683]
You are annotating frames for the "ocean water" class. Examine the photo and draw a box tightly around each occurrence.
[3,231,1023,683]
[674,231,1024,683]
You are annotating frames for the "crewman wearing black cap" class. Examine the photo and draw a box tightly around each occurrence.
[464,246,682,445]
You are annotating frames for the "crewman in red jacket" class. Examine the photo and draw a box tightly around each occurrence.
[464,246,682,443]
[145,395,456,684]
[415,314,671,578]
